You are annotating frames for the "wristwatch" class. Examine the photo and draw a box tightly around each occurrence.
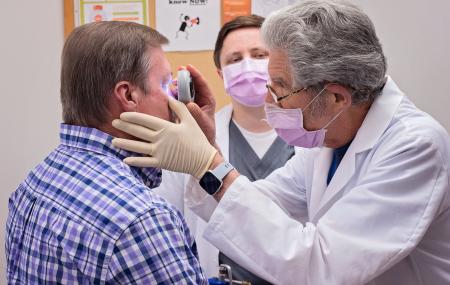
[199,161,235,195]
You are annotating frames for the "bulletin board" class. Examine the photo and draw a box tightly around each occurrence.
[63,0,234,110]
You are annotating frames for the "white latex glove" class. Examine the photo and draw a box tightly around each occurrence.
[112,98,217,179]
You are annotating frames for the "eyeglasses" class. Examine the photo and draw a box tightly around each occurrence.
[266,83,307,103]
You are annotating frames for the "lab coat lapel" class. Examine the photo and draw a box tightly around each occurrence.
[315,142,357,219]
[312,76,405,220]
[215,104,233,160]
[308,147,333,219]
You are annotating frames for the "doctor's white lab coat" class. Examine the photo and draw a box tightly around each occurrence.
[185,77,450,285]
[156,104,300,278]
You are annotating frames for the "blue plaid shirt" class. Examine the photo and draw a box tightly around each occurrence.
[6,124,207,284]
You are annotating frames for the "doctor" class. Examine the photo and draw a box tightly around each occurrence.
[112,0,450,284]
[155,15,294,283]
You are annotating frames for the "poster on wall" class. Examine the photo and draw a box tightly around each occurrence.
[156,0,221,52]
[222,0,251,24]
[74,0,149,27]
[251,0,297,17]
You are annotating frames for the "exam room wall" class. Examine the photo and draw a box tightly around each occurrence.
[0,1,64,283]
[0,1,449,283]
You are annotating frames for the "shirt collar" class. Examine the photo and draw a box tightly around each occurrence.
[59,123,161,188]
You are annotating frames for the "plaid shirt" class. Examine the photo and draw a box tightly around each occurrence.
[6,124,207,284]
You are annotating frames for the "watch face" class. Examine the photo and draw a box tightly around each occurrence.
[199,171,222,195]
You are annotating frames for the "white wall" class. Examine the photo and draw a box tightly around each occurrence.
[356,0,450,131]
[0,1,64,282]
[0,0,449,282]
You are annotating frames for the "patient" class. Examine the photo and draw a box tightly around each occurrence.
[6,21,206,284]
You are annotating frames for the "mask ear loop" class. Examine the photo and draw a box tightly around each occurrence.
[322,86,359,129]
[322,108,344,129]
[303,85,345,130]
[322,85,348,129]
[303,85,328,111]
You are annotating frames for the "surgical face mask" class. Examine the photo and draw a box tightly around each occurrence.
[222,58,269,107]
[264,87,343,148]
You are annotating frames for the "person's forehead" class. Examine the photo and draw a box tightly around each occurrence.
[268,49,292,83]
[221,28,263,54]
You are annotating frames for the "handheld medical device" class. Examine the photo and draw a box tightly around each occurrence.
[177,69,195,103]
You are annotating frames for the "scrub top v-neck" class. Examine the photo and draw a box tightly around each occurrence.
[218,120,295,285]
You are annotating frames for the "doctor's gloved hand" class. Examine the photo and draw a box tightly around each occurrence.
[112,98,218,179]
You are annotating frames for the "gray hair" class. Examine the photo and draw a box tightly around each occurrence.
[262,0,387,104]
[60,21,168,126]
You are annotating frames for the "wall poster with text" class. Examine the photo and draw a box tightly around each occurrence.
[74,0,149,27]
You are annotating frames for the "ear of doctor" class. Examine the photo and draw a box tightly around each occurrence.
[112,64,239,200]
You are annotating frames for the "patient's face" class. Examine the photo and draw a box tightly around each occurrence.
[135,47,172,121]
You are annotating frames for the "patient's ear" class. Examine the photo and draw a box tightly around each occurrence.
[114,81,139,111]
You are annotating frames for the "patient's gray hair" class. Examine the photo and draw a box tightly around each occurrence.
[262,0,387,104]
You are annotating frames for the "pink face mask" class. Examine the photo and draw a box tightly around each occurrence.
[222,58,269,107]
[264,87,343,148]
